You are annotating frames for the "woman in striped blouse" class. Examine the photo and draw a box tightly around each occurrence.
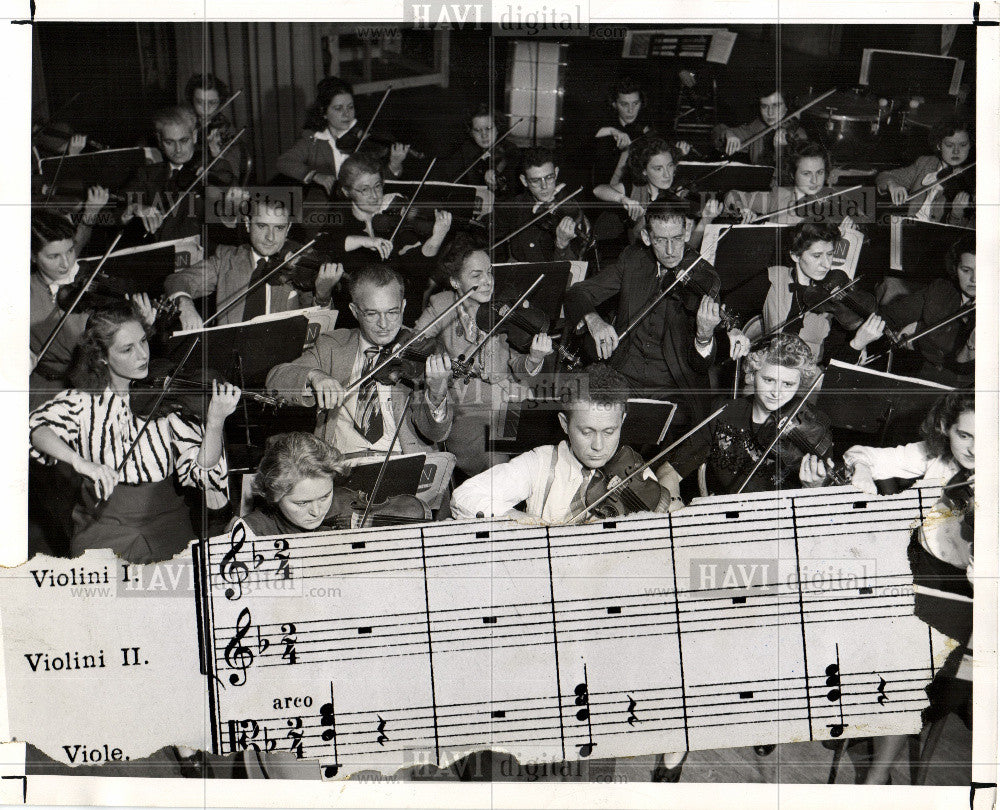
[29,302,241,563]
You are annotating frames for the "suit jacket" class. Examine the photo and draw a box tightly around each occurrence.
[495,190,578,263]
[29,272,89,407]
[121,157,234,243]
[265,328,452,453]
[163,243,315,326]
[275,132,340,182]
[563,244,718,411]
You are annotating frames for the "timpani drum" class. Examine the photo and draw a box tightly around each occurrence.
[801,88,890,158]
[505,41,568,145]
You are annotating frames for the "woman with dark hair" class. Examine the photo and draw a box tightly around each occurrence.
[726,141,841,224]
[761,221,886,363]
[884,234,975,387]
[839,390,975,784]
[185,73,234,161]
[28,302,241,562]
[436,103,521,197]
[876,118,974,226]
[275,77,413,196]
[239,432,347,535]
[593,136,722,246]
[414,233,552,475]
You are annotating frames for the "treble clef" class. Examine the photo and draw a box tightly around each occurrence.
[219,521,251,601]
[223,607,256,686]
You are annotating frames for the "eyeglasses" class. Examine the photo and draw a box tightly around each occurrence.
[525,171,557,188]
[351,181,383,198]
[647,234,687,249]
[358,307,403,324]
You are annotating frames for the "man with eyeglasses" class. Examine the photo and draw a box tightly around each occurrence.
[266,265,454,463]
[495,146,590,263]
[564,196,735,431]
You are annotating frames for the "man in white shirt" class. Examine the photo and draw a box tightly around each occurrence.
[450,364,672,523]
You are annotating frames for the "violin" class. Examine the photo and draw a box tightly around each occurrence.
[581,445,663,519]
[798,269,903,345]
[32,121,109,158]
[130,359,283,419]
[533,191,595,260]
[938,468,974,528]
[55,269,179,330]
[741,402,850,490]
[475,298,582,370]
[364,334,481,387]
[325,487,429,529]
[333,124,426,161]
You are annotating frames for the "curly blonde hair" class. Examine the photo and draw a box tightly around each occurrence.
[745,333,819,390]
[252,432,346,506]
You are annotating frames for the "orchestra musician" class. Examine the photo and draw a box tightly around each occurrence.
[120,105,235,242]
[264,266,454,505]
[591,76,692,186]
[876,118,974,226]
[494,145,592,263]
[656,333,833,501]
[238,432,348,536]
[185,73,235,161]
[450,363,673,521]
[274,76,414,197]
[436,103,521,197]
[28,301,241,563]
[563,196,746,430]
[761,221,887,364]
[884,234,975,388]
[164,196,343,330]
[593,136,723,247]
[711,83,808,167]
[414,233,553,476]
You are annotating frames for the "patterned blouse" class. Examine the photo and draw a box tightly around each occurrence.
[29,388,228,491]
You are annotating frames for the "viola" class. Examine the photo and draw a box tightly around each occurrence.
[582,445,663,519]
[475,298,582,370]
[130,360,283,419]
[798,269,903,345]
[325,487,429,529]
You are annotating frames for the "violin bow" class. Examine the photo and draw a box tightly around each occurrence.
[901,161,976,204]
[451,117,525,185]
[566,404,728,525]
[208,239,318,327]
[750,276,863,349]
[748,184,864,224]
[734,372,825,494]
[862,303,976,367]
[490,187,584,251]
[35,232,124,365]
[210,90,243,125]
[353,86,393,154]
[691,88,837,187]
[342,287,480,396]
[615,255,703,343]
[156,128,247,223]
[460,275,545,370]
[388,157,437,244]
[358,391,414,528]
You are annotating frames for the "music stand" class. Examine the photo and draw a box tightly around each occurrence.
[622,399,678,446]
[40,147,147,190]
[384,180,480,223]
[674,162,775,193]
[491,261,573,315]
[344,453,426,499]
[167,313,311,388]
[78,244,176,297]
[891,218,973,281]
[818,359,953,443]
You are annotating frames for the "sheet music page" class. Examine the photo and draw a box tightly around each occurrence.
[1,2,996,809]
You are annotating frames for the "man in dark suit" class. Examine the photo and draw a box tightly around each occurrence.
[563,197,734,429]
[121,105,235,244]
[165,197,342,329]
[266,265,454,459]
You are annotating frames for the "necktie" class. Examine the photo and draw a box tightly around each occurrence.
[355,346,385,445]
[242,257,273,320]
[568,469,602,519]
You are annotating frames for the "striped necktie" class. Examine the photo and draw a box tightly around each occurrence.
[355,346,385,444]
